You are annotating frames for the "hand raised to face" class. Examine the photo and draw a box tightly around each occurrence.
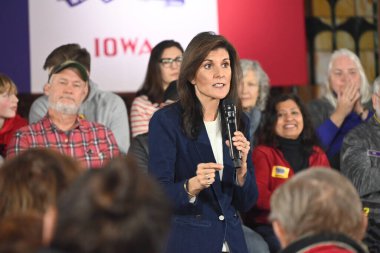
[336,78,361,117]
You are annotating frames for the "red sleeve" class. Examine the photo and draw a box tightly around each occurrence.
[13,115,28,129]
[252,146,273,211]
[309,146,331,168]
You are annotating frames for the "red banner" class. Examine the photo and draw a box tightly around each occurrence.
[218,0,308,86]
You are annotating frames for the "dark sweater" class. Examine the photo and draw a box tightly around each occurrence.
[278,136,309,173]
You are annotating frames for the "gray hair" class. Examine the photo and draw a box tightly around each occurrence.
[239,59,270,110]
[373,76,380,94]
[269,168,364,243]
[323,48,371,108]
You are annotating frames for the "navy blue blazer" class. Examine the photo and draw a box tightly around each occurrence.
[148,102,258,253]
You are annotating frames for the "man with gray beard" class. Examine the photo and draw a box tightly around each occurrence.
[341,76,380,252]
[29,43,130,154]
[6,60,120,169]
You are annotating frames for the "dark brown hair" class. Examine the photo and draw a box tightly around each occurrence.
[0,213,43,253]
[136,40,183,103]
[43,43,91,72]
[0,73,17,95]
[258,93,319,155]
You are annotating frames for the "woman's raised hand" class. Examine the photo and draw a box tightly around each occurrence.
[331,79,361,127]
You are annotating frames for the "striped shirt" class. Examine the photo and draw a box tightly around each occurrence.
[130,95,161,137]
[6,115,120,169]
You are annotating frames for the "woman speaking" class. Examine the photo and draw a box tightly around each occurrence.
[148,32,258,253]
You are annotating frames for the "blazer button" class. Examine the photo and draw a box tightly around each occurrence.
[218,215,225,221]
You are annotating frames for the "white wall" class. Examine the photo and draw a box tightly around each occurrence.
[29,0,218,92]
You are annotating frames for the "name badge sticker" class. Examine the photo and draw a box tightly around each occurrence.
[271,166,290,179]
[363,207,370,217]
[367,150,380,158]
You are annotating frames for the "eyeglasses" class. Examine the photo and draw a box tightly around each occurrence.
[159,57,183,68]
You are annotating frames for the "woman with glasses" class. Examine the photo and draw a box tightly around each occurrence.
[130,40,184,137]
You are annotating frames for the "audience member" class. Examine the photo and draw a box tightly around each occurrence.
[238,59,270,147]
[0,73,28,158]
[244,93,330,253]
[127,80,178,172]
[269,168,368,253]
[341,75,380,252]
[43,157,171,253]
[149,31,258,253]
[307,48,373,170]
[7,61,120,168]
[0,148,81,218]
[0,213,43,253]
[130,40,183,137]
[29,43,130,153]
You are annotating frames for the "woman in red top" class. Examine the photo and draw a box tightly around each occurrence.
[0,73,28,158]
[244,93,330,253]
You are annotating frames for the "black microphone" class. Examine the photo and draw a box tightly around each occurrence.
[222,99,242,169]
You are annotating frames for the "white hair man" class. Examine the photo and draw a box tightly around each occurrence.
[270,168,368,252]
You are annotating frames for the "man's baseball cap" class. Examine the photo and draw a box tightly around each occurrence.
[48,60,89,82]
